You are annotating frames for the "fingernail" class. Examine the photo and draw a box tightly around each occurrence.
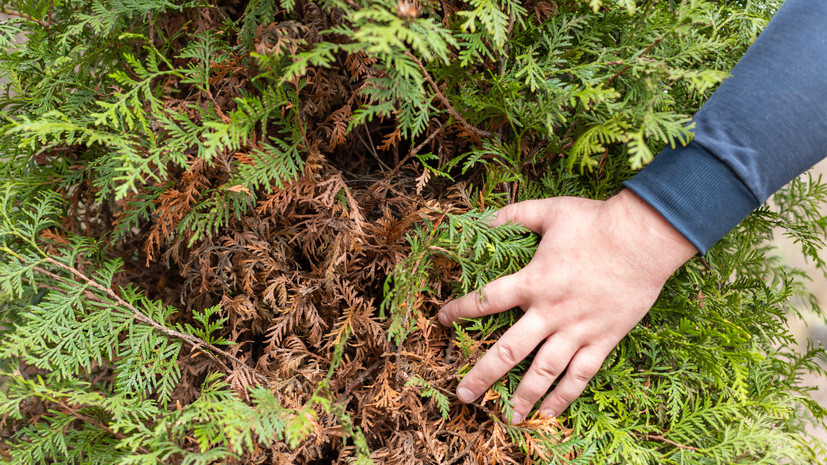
[540,409,557,418]
[438,311,448,325]
[457,387,475,403]
[510,412,523,425]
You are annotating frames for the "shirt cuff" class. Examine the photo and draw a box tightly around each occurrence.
[622,142,760,254]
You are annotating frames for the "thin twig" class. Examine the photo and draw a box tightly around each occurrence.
[413,119,448,157]
[56,401,152,455]
[204,88,230,123]
[499,11,515,76]
[636,432,698,451]
[357,128,390,173]
[438,430,484,465]
[406,51,494,139]
[364,125,391,171]
[607,35,665,85]
[386,119,448,179]
[337,357,384,403]
[1,9,52,27]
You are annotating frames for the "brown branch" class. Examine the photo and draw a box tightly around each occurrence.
[636,432,698,451]
[357,126,391,173]
[386,119,447,180]
[337,357,384,403]
[548,120,578,158]
[607,35,665,85]
[56,401,152,455]
[37,257,270,386]
[438,430,484,465]
[1,9,52,27]
[406,51,494,139]
[204,88,230,123]
[410,119,448,159]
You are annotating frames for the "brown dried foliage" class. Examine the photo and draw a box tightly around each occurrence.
[53,0,573,463]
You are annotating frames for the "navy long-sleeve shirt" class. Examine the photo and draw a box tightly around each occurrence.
[624,0,827,254]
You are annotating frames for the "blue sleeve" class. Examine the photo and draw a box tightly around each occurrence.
[623,0,827,254]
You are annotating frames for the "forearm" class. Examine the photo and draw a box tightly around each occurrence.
[625,0,827,253]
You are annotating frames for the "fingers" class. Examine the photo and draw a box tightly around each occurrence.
[537,346,606,419]
[489,199,550,233]
[508,334,579,424]
[438,272,527,326]
[455,312,550,405]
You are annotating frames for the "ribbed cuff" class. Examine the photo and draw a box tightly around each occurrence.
[623,142,760,254]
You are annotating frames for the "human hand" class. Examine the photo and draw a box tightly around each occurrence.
[437,189,698,423]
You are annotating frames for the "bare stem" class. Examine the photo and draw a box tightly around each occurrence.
[386,119,447,179]
[56,401,152,455]
[406,51,494,139]
[607,35,665,85]
[636,432,698,451]
[1,9,52,27]
[337,357,384,402]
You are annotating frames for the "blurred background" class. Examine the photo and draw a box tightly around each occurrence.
[773,159,827,444]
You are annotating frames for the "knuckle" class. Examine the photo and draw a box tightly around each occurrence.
[473,292,487,316]
[496,341,520,366]
[543,395,566,413]
[494,206,511,225]
[511,203,526,223]
[571,358,602,383]
[500,203,522,224]
[511,394,533,412]
[474,290,491,315]
[571,369,595,384]
[534,362,561,381]
[554,391,577,407]
[465,377,487,393]
[447,293,475,320]
[519,273,538,296]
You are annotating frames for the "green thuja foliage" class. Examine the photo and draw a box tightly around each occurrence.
[1,0,826,463]
[382,208,537,345]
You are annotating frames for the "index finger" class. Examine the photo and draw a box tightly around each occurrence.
[438,272,527,326]
[490,199,549,233]
[455,312,551,404]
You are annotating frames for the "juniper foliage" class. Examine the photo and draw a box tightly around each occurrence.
[1,0,826,463]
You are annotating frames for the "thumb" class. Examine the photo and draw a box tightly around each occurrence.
[490,199,551,233]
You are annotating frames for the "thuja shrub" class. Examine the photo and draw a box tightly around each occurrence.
[1,0,826,462]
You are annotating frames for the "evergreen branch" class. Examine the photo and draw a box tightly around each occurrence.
[406,51,494,139]
[386,119,447,180]
[54,401,152,455]
[635,432,698,451]
[607,35,665,85]
[1,0,823,462]
[204,88,230,123]
[37,257,270,387]
[0,9,52,27]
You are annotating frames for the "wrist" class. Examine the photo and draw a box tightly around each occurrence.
[605,189,698,282]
